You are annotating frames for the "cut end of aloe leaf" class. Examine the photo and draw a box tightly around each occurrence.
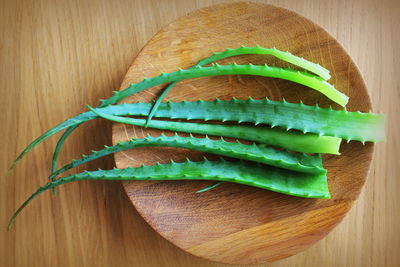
[320,80,349,107]
[338,96,349,107]
[325,136,342,155]
[322,192,331,199]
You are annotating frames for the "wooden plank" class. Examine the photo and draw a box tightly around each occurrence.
[1,0,398,266]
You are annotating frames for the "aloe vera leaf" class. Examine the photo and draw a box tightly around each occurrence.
[136,98,385,142]
[7,114,94,174]
[200,47,331,80]
[88,106,341,154]
[99,64,347,108]
[50,134,325,183]
[49,124,81,196]
[8,159,331,229]
[6,104,153,173]
[196,181,223,193]
[7,105,154,173]
[10,96,357,173]
[145,46,331,126]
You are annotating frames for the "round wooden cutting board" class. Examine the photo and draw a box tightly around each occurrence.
[112,2,374,264]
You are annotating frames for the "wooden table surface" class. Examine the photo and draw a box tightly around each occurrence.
[1,0,399,266]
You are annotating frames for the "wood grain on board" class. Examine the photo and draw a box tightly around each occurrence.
[1,0,398,267]
[112,2,372,264]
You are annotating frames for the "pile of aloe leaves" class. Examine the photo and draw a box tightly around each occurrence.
[7,46,385,228]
